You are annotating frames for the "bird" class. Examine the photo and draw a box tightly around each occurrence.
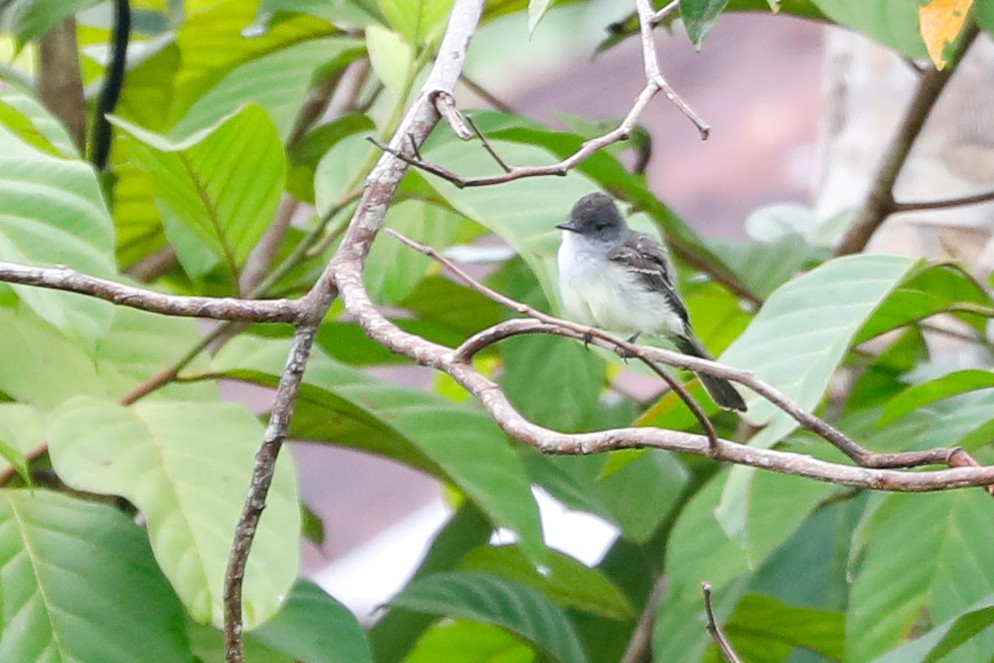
[556,192,746,412]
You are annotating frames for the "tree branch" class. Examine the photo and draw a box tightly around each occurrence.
[0,261,300,323]
[37,18,86,150]
[835,27,978,255]
[219,0,488,659]
[892,187,994,213]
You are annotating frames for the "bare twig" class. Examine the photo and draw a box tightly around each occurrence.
[459,73,515,112]
[836,27,978,255]
[650,0,680,27]
[0,262,300,323]
[702,582,744,663]
[893,187,994,213]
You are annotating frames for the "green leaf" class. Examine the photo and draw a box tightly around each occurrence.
[253,0,385,30]
[680,0,732,47]
[848,491,994,662]
[0,86,78,157]
[978,0,994,39]
[378,0,454,43]
[365,24,415,97]
[404,621,535,663]
[0,307,106,410]
[208,337,545,565]
[460,545,636,620]
[173,37,365,141]
[368,200,465,305]
[390,572,590,663]
[0,135,116,347]
[251,580,373,663]
[597,449,688,543]
[113,105,286,282]
[721,254,916,447]
[48,397,301,629]
[170,0,336,123]
[500,334,604,432]
[0,489,191,662]
[724,594,845,660]
[0,403,43,483]
[0,0,101,46]
[809,0,928,58]
[882,369,994,424]
[871,595,994,663]
[711,233,821,300]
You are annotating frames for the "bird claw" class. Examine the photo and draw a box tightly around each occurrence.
[582,331,593,349]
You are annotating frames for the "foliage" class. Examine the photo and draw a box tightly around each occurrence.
[0,0,991,662]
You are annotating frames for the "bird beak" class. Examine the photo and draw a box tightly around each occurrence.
[556,219,578,232]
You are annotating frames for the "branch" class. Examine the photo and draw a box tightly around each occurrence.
[220,0,488,659]
[619,575,667,663]
[835,27,978,255]
[0,261,300,323]
[702,582,743,663]
[893,187,994,213]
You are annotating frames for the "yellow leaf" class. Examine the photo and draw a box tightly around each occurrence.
[919,0,974,69]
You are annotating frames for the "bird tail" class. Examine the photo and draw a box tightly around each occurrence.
[673,334,747,412]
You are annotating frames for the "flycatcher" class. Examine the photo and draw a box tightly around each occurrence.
[556,192,746,412]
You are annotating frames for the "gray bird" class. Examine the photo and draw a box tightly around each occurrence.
[556,192,746,411]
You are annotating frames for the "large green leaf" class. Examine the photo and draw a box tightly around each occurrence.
[721,254,916,445]
[979,0,994,39]
[0,111,116,346]
[871,595,994,663]
[0,489,191,662]
[848,490,994,662]
[459,545,635,620]
[47,397,301,629]
[113,105,286,282]
[390,572,590,663]
[172,37,365,141]
[251,580,373,663]
[170,0,336,123]
[0,307,107,409]
[207,336,545,564]
[810,0,927,58]
[0,0,101,45]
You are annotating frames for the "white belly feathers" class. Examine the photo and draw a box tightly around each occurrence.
[557,231,684,337]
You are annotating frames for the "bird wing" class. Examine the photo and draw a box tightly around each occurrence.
[607,232,689,326]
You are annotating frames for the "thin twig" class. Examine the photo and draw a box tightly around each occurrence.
[893,187,994,213]
[650,0,679,26]
[702,582,744,663]
[836,27,978,255]
[432,90,473,139]
[459,73,515,112]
